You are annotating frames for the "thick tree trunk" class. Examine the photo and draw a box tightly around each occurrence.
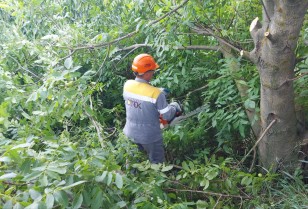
[249,0,308,171]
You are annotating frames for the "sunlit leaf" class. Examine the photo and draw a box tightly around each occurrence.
[72,194,83,209]
[60,180,87,190]
[115,173,123,189]
[46,193,55,209]
[0,172,17,180]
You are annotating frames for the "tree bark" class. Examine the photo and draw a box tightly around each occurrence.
[249,0,308,171]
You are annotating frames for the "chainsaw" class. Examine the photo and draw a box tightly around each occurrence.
[159,105,206,129]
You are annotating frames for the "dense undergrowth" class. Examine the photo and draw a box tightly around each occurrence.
[0,0,307,208]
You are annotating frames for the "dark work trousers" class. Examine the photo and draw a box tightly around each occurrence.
[137,140,165,164]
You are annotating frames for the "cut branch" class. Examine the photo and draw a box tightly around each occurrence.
[240,50,252,61]
[264,31,272,40]
[250,17,262,43]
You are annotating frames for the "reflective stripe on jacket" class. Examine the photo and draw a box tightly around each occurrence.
[123,78,176,144]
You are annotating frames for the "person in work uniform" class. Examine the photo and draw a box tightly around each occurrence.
[123,53,181,164]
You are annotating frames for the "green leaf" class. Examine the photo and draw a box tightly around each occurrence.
[72,194,83,209]
[241,176,252,186]
[182,162,189,171]
[11,142,33,150]
[91,190,103,209]
[0,157,11,163]
[161,165,173,172]
[21,112,32,119]
[107,172,113,186]
[115,173,123,189]
[200,179,209,190]
[0,172,17,180]
[134,197,148,204]
[95,171,108,182]
[46,194,54,209]
[54,191,69,207]
[173,74,179,84]
[60,180,87,190]
[29,189,42,201]
[64,57,73,69]
[13,203,23,209]
[116,201,127,208]
[23,171,43,181]
[46,166,67,174]
[46,170,61,180]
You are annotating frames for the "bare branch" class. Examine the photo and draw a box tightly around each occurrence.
[174,45,219,51]
[260,0,271,22]
[117,44,152,52]
[8,55,42,80]
[74,31,138,51]
[238,119,277,166]
[192,24,242,53]
[149,0,189,25]
[276,72,308,89]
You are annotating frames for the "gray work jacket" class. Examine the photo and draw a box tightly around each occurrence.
[123,78,176,144]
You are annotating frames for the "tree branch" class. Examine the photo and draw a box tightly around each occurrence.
[117,44,152,52]
[260,0,271,22]
[238,119,277,166]
[174,45,219,51]
[148,0,189,25]
[192,24,242,53]
[8,55,41,80]
[240,50,253,61]
[57,0,189,56]
[276,72,308,89]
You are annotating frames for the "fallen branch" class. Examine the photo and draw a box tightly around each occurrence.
[238,119,277,166]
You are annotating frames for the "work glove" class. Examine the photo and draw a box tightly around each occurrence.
[159,88,170,96]
[170,102,182,116]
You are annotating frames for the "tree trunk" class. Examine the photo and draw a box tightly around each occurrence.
[249,0,308,171]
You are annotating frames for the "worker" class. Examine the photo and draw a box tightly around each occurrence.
[123,53,181,164]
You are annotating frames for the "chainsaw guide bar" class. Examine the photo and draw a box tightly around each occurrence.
[168,106,206,126]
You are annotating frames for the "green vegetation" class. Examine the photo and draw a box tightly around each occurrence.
[0,0,307,208]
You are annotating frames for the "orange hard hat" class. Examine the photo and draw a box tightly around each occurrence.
[132,54,159,74]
